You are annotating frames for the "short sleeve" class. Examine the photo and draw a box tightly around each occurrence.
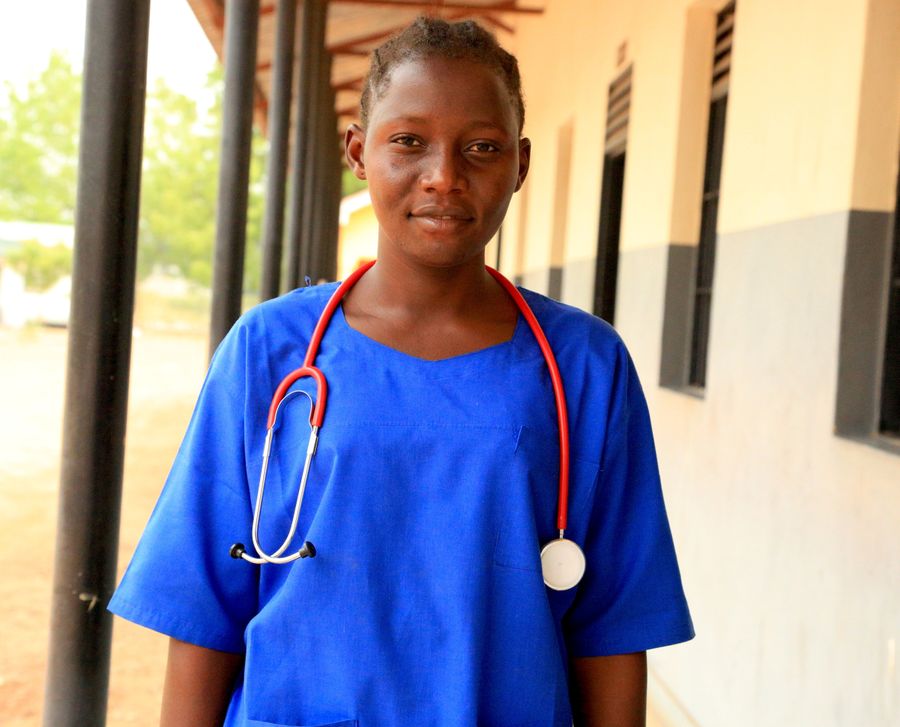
[108,323,259,653]
[564,342,694,657]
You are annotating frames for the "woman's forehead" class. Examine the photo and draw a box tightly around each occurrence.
[368,56,518,131]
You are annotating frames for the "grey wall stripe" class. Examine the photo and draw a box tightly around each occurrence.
[835,209,894,438]
[659,244,698,390]
[547,266,564,301]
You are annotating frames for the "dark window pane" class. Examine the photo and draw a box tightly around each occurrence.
[880,190,900,435]
[689,94,728,388]
[594,151,626,323]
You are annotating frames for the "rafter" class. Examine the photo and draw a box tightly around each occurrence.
[337,104,361,118]
[479,13,514,33]
[333,75,365,91]
[327,0,528,53]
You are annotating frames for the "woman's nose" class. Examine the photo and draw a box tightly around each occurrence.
[419,148,466,193]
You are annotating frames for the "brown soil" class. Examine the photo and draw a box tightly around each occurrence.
[0,327,206,726]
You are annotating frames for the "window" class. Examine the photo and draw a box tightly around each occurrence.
[593,67,631,324]
[660,1,734,392]
[688,2,733,387]
[879,172,900,436]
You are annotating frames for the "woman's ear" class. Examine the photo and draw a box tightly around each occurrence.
[345,123,367,180]
[515,137,531,192]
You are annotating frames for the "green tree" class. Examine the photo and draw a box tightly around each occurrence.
[0,51,81,224]
[138,68,267,292]
[0,55,272,295]
[6,239,73,291]
[342,167,367,196]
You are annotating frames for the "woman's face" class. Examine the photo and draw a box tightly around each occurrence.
[346,56,530,269]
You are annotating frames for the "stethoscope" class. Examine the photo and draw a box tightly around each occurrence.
[229,260,586,591]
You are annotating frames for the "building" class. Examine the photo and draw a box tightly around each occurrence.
[45,1,898,724]
[502,1,899,724]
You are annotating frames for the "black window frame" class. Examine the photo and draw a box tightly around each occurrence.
[878,169,900,436]
[659,1,734,394]
[593,66,631,324]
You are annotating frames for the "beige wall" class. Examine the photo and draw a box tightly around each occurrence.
[337,190,377,279]
[505,1,900,725]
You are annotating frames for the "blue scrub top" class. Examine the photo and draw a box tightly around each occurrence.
[109,283,694,727]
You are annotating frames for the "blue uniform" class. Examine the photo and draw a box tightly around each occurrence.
[109,283,694,727]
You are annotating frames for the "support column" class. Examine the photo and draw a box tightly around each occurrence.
[286,0,327,290]
[43,1,150,724]
[259,0,298,301]
[209,0,260,357]
[317,93,342,282]
[306,48,334,281]
[326,99,342,280]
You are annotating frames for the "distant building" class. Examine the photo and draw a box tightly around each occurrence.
[0,220,74,327]
[0,220,74,253]
[337,189,376,279]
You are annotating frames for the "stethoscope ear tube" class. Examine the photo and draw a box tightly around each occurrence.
[484,267,571,535]
[268,366,327,429]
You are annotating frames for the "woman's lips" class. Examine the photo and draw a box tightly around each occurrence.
[409,205,474,231]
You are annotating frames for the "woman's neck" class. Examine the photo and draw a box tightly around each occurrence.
[341,248,518,360]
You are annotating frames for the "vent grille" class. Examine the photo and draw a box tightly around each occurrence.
[605,66,632,154]
[711,2,735,100]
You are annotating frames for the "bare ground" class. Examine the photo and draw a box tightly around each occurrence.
[0,326,206,726]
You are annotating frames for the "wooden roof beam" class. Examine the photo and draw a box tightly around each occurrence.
[333,75,365,91]
[328,1,532,53]
[479,13,514,33]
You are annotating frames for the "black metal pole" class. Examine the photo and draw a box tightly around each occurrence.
[209,0,260,357]
[318,85,341,283]
[301,26,329,281]
[285,0,326,290]
[306,49,332,281]
[259,0,298,302]
[327,93,342,281]
[43,1,150,724]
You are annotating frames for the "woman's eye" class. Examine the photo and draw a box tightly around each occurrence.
[467,142,500,154]
[391,135,421,147]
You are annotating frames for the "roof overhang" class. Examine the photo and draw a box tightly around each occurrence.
[185,0,542,136]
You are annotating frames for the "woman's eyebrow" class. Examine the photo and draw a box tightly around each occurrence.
[382,115,509,134]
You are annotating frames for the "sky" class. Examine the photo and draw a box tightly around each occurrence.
[0,0,218,99]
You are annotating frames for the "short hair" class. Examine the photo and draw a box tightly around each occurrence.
[359,16,525,133]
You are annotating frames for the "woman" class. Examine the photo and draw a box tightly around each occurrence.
[110,17,694,727]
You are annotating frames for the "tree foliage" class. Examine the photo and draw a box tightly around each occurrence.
[138,68,267,291]
[0,56,269,293]
[5,239,73,291]
[0,51,81,224]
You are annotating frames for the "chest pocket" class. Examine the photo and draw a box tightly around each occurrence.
[493,425,600,573]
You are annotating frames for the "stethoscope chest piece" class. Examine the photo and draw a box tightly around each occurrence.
[540,538,586,591]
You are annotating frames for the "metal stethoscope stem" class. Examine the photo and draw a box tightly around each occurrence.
[230,393,320,564]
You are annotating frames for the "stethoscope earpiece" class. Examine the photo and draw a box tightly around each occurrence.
[230,541,316,563]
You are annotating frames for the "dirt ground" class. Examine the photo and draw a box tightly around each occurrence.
[0,325,668,726]
[0,326,207,726]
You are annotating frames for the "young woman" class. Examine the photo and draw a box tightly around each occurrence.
[110,17,694,727]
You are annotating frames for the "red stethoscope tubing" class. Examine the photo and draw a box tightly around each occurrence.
[266,259,571,533]
[484,267,570,533]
